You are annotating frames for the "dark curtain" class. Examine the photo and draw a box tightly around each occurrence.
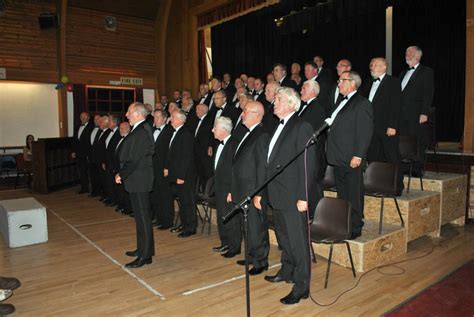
[198,30,209,84]
[211,0,386,81]
[392,0,465,142]
[135,88,143,103]
[198,0,268,28]
[73,84,86,127]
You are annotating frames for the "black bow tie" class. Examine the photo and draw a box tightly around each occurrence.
[80,124,86,126]
[373,77,380,82]
[219,140,224,145]
[409,66,415,70]
[154,127,161,132]
[279,119,284,125]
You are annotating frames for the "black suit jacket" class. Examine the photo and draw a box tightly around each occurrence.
[213,137,236,198]
[72,122,94,158]
[230,125,267,202]
[193,114,215,177]
[105,128,122,167]
[196,93,212,106]
[266,115,315,210]
[152,124,173,185]
[165,126,195,182]
[90,129,111,164]
[279,76,298,91]
[211,103,240,126]
[262,101,279,134]
[118,122,154,193]
[299,98,327,180]
[317,67,334,86]
[399,65,434,135]
[360,74,401,135]
[327,93,374,166]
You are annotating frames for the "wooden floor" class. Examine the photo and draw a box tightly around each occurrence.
[0,187,473,316]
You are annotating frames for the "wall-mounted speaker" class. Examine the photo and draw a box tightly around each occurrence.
[105,16,117,31]
[38,14,59,29]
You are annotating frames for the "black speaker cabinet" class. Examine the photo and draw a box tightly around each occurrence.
[38,14,59,29]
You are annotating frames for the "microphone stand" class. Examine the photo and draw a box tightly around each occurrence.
[222,123,328,317]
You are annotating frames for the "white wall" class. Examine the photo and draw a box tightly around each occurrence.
[0,82,59,147]
[143,89,155,106]
[67,91,74,137]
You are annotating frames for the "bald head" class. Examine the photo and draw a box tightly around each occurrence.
[242,101,264,128]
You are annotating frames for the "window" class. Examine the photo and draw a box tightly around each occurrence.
[86,87,136,118]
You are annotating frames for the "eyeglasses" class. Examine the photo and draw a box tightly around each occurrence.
[337,78,354,83]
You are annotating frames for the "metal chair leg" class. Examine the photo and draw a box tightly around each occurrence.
[310,242,317,264]
[393,196,404,227]
[208,207,212,235]
[378,196,384,234]
[345,241,357,278]
[324,243,334,289]
[407,163,412,193]
[419,175,424,191]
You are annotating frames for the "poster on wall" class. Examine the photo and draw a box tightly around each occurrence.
[0,68,6,79]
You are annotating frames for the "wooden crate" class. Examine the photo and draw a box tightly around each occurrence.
[364,190,440,241]
[404,172,467,226]
[312,221,407,272]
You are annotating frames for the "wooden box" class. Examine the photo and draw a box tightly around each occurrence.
[404,172,467,226]
[312,221,407,272]
[364,190,440,241]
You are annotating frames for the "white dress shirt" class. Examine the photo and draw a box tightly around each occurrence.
[169,124,183,148]
[368,73,386,102]
[78,121,88,140]
[267,112,295,161]
[105,127,118,148]
[401,63,419,91]
[214,135,231,170]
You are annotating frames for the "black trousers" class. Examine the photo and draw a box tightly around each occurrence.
[129,192,155,259]
[215,189,241,251]
[77,156,90,192]
[243,205,269,268]
[171,179,197,232]
[272,207,310,295]
[89,162,102,195]
[333,165,365,233]
[115,184,131,211]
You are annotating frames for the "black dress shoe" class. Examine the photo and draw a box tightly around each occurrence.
[77,190,88,194]
[249,264,268,275]
[0,277,21,290]
[125,250,138,257]
[280,291,309,305]
[0,303,15,316]
[350,230,362,240]
[125,257,152,268]
[222,251,240,258]
[236,259,246,266]
[178,231,196,238]
[213,245,229,253]
[264,274,293,283]
[170,225,183,233]
[158,224,173,230]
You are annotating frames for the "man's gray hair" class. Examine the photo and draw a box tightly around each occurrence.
[303,80,320,95]
[131,102,148,118]
[408,45,423,57]
[275,86,301,112]
[153,109,168,118]
[343,71,362,88]
[175,109,187,122]
[214,116,233,133]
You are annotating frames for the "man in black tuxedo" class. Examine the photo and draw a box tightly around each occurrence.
[103,115,122,206]
[361,58,402,164]
[208,78,223,110]
[399,46,435,175]
[71,112,94,194]
[304,61,330,112]
[210,90,240,126]
[90,116,111,199]
[196,83,212,106]
[87,114,101,197]
[212,116,238,256]
[253,78,266,104]
[328,59,353,111]
[273,63,298,90]
[232,92,252,142]
[223,73,235,98]
[228,101,269,276]
[262,87,315,305]
[313,55,334,85]
[113,122,132,214]
[116,102,155,268]
[193,104,214,192]
[326,71,373,239]
[262,81,280,133]
[150,110,174,229]
[298,80,327,218]
[164,110,197,237]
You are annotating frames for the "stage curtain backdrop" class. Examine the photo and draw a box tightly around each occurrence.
[392,0,466,142]
[211,0,386,82]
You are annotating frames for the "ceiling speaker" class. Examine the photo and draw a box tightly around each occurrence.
[105,16,117,31]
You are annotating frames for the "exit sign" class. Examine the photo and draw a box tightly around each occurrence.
[120,77,143,85]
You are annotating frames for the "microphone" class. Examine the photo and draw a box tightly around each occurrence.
[312,120,330,139]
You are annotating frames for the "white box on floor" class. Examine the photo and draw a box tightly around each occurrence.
[0,197,48,248]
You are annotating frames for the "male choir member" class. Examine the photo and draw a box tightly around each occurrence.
[116,102,155,268]
[71,112,94,194]
[262,87,315,305]
[273,63,298,90]
[228,101,269,275]
[165,110,197,237]
[103,114,122,206]
[326,71,373,239]
[113,122,132,215]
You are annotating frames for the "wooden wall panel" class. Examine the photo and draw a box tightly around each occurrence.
[66,7,156,88]
[0,1,58,83]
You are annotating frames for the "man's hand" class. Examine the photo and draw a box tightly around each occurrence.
[71,152,76,159]
[296,200,308,212]
[386,128,396,136]
[350,157,362,168]
[177,178,185,185]
[419,114,428,124]
[163,169,169,177]
[208,146,213,157]
[101,163,106,171]
[115,174,122,184]
[253,196,262,210]
[227,193,232,203]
